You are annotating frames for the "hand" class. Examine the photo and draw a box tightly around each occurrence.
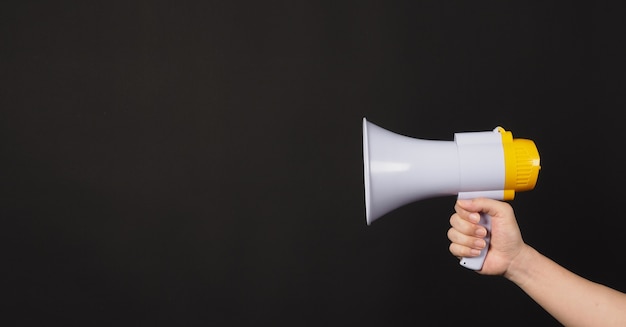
[448,198,526,275]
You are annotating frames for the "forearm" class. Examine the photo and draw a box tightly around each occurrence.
[504,245,626,327]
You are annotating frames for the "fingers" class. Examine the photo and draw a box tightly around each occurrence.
[456,198,513,221]
[449,210,486,237]
[449,241,482,258]
[447,225,487,257]
[448,212,488,258]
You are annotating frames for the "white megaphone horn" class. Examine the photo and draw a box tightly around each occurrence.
[362,117,541,270]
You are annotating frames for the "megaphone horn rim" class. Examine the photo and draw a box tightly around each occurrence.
[362,117,373,225]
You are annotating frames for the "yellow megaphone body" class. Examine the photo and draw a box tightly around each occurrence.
[362,117,540,270]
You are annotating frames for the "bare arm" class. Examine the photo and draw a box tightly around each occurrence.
[505,244,626,327]
[448,198,626,327]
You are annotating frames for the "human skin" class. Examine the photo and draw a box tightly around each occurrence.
[448,198,626,327]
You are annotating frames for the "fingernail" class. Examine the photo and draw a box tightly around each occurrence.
[470,249,481,256]
[475,227,487,237]
[469,213,480,223]
[474,239,486,249]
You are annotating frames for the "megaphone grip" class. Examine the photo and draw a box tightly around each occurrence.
[459,212,491,270]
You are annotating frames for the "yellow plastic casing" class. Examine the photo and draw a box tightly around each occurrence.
[496,127,541,200]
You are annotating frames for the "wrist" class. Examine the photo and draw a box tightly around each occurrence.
[503,243,537,286]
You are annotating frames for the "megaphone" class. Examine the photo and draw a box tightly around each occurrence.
[362,117,540,270]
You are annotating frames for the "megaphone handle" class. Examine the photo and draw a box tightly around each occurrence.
[459,212,491,270]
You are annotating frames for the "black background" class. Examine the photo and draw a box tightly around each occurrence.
[2,1,625,326]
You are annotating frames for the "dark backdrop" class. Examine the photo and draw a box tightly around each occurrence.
[2,1,625,326]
